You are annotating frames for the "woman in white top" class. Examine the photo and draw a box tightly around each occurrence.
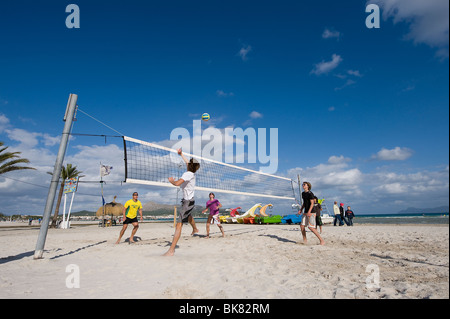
[164,148,200,256]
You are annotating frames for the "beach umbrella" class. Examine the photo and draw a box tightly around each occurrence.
[96,196,124,217]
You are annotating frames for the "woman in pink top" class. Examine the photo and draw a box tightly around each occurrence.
[202,192,225,238]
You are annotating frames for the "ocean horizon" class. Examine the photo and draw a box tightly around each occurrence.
[353,212,449,225]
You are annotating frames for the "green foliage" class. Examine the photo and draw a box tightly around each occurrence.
[0,141,35,175]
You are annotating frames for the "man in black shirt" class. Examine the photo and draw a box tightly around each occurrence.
[298,182,325,245]
[339,203,350,226]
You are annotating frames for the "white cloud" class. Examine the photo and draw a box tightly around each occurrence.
[288,155,361,190]
[249,111,263,119]
[328,155,351,165]
[0,114,10,133]
[41,133,60,147]
[310,54,343,75]
[238,45,252,61]
[335,70,363,81]
[371,0,449,58]
[374,182,408,194]
[4,128,40,148]
[347,70,363,77]
[287,156,364,207]
[372,147,414,161]
[371,168,449,200]
[321,168,363,187]
[335,79,356,91]
[322,28,341,40]
[4,127,61,149]
[402,85,415,92]
[216,90,235,97]
[243,111,264,126]
[287,156,448,213]
[334,69,363,90]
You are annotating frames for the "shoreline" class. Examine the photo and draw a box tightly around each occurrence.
[1,221,448,230]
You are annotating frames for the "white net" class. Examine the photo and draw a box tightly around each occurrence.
[123,136,295,200]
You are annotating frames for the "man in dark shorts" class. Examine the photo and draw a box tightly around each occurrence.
[313,196,324,234]
[298,182,325,245]
[115,192,143,244]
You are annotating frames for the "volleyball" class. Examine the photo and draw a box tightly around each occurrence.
[202,113,210,121]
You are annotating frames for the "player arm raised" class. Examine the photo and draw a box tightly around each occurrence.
[177,148,189,167]
[168,149,188,186]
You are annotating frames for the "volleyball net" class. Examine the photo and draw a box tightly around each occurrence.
[123,136,295,200]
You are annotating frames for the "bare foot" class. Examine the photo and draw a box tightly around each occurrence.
[204,235,210,239]
[115,240,120,244]
[163,250,174,256]
[191,228,199,236]
[319,241,326,246]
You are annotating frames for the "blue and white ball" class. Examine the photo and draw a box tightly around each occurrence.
[202,113,210,121]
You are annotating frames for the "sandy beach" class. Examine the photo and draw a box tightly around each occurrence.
[0,222,448,299]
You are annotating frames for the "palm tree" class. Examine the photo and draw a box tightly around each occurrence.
[0,141,35,175]
[50,163,83,228]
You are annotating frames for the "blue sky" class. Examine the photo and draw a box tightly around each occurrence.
[0,0,448,215]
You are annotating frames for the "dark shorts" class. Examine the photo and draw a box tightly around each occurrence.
[178,198,195,223]
[123,217,138,224]
[316,215,323,226]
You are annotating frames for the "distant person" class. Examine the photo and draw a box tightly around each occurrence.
[340,203,350,226]
[202,192,225,238]
[345,206,355,226]
[115,192,143,244]
[312,196,324,234]
[297,182,325,245]
[333,201,344,226]
[164,148,200,256]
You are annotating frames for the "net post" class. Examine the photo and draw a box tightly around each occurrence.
[122,137,128,182]
[34,93,78,259]
[297,174,302,207]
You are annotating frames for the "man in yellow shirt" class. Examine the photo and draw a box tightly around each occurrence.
[115,192,143,244]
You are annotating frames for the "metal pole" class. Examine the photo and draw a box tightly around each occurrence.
[100,162,106,227]
[66,192,75,229]
[101,179,105,228]
[62,193,67,228]
[34,94,78,259]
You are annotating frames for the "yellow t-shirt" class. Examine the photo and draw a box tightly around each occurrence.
[124,199,142,219]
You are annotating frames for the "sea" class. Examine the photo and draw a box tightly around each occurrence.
[352,212,449,225]
[152,212,449,225]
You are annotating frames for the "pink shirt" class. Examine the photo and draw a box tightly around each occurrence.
[206,199,220,216]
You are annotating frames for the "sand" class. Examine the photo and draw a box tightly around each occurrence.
[0,222,448,299]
